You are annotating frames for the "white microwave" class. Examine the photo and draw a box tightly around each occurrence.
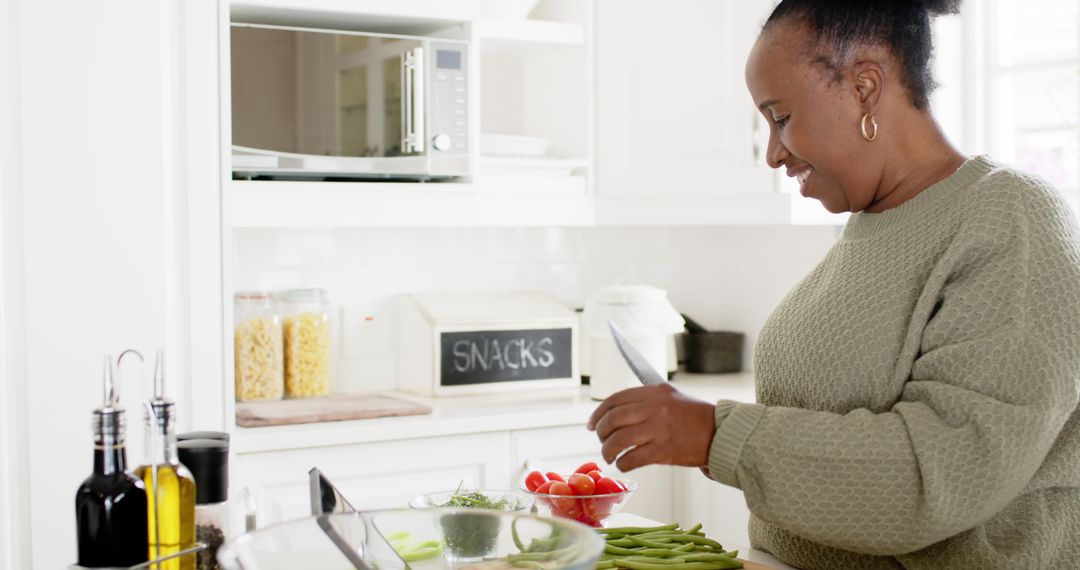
[230,24,470,180]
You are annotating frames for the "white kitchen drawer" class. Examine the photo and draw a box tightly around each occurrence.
[235,432,512,527]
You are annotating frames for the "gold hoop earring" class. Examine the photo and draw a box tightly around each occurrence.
[861,113,878,142]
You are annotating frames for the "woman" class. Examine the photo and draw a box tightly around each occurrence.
[588,1,1080,568]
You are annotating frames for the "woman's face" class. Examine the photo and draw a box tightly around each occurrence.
[745,21,881,213]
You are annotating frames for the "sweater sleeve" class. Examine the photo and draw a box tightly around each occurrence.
[708,182,1080,556]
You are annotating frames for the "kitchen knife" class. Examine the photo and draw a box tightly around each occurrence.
[608,320,667,386]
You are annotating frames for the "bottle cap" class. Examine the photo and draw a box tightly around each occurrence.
[178,431,230,443]
[178,439,229,504]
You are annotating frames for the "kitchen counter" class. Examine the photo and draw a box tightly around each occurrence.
[609,513,797,570]
[232,372,757,454]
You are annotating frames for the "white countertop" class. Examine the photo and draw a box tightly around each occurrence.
[233,372,757,454]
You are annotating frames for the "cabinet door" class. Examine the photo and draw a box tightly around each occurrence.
[236,432,511,527]
[595,0,775,195]
[511,425,674,524]
[672,466,751,550]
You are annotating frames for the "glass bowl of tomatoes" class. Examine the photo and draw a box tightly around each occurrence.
[519,462,636,527]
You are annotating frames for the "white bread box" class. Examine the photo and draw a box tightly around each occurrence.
[398,292,580,396]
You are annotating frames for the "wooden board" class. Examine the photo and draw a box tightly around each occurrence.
[235,394,432,427]
[736,559,780,570]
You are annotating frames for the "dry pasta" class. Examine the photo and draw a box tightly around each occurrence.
[234,316,284,401]
[283,312,331,397]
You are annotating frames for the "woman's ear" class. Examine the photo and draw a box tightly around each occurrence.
[850,60,884,112]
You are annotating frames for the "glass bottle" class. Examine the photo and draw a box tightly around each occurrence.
[135,352,196,570]
[234,292,284,402]
[279,288,332,398]
[75,357,150,567]
[178,438,230,570]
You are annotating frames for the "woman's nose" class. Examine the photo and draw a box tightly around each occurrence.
[765,129,790,169]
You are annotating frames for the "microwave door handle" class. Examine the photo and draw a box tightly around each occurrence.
[411,47,425,153]
[401,51,412,154]
[401,47,425,154]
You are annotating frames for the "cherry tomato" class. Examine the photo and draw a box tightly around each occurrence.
[547,481,582,518]
[574,461,600,475]
[524,470,547,492]
[582,496,614,524]
[567,473,596,496]
[535,480,556,494]
[545,471,565,483]
[594,477,624,495]
[586,469,603,483]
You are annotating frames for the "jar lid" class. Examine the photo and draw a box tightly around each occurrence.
[235,291,272,302]
[178,439,229,504]
[278,288,328,303]
[178,430,230,443]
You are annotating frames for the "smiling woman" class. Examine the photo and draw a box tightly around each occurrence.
[587,1,1080,569]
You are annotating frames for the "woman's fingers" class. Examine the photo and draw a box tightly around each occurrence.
[593,401,653,442]
[587,385,653,430]
[600,423,654,465]
[613,441,661,472]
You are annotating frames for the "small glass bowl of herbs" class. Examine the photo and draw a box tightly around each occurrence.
[409,485,535,563]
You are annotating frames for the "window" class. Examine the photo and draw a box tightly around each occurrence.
[936,0,1079,206]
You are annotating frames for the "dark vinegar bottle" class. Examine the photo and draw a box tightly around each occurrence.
[75,357,149,567]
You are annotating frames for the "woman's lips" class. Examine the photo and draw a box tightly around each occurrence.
[795,168,813,196]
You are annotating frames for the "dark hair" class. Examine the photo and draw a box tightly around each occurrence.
[763,0,961,110]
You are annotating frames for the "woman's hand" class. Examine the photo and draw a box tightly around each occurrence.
[587,383,717,472]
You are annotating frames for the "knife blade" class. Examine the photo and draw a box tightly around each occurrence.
[608,320,667,386]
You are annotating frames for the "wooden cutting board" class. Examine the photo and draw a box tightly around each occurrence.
[235,394,432,427]
[735,559,780,569]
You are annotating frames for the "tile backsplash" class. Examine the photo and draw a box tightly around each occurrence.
[234,225,840,394]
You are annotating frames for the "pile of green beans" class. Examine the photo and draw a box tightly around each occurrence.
[594,523,743,570]
[508,519,594,569]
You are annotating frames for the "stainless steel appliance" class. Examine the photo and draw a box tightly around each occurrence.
[230,24,470,180]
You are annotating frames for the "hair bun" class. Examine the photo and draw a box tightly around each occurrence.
[916,0,962,17]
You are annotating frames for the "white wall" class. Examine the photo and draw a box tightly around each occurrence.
[8,0,191,567]
[233,225,839,394]
[1,0,31,565]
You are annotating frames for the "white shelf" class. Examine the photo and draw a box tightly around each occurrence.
[476,18,586,45]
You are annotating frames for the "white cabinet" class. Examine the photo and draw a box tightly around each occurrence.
[236,432,511,526]
[673,467,751,551]
[595,0,776,197]
[512,425,674,523]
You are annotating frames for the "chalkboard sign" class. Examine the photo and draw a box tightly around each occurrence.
[439,328,573,386]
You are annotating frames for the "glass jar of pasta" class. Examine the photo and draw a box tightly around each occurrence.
[279,288,332,398]
[234,292,285,402]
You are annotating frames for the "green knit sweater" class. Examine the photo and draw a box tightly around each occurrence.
[706,156,1080,569]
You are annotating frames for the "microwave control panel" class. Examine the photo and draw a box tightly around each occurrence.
[428,41,469,155]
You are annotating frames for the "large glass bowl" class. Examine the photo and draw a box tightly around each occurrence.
[520,479,638,527]
[216,509,604,570]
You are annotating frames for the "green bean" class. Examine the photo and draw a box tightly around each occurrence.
[625,536,677,549]
[613,560,742,570]
[511,561,547,569]
[605,539,637,548]
[605,544,647,556]
[632,534,726,551]
[598,523,680,535]
[511,518,526,551]
[680,553,739,563]
[620,556,687,565]
[686,523,703,534]
[596,561,618,570]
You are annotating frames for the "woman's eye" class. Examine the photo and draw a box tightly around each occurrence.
[774,115,789,129]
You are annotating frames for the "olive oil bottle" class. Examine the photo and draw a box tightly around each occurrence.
[135,351,196,570]
[75,357,150,567]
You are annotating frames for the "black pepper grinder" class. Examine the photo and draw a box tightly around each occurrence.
[75,356,150,567]
[177,438,230,570]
